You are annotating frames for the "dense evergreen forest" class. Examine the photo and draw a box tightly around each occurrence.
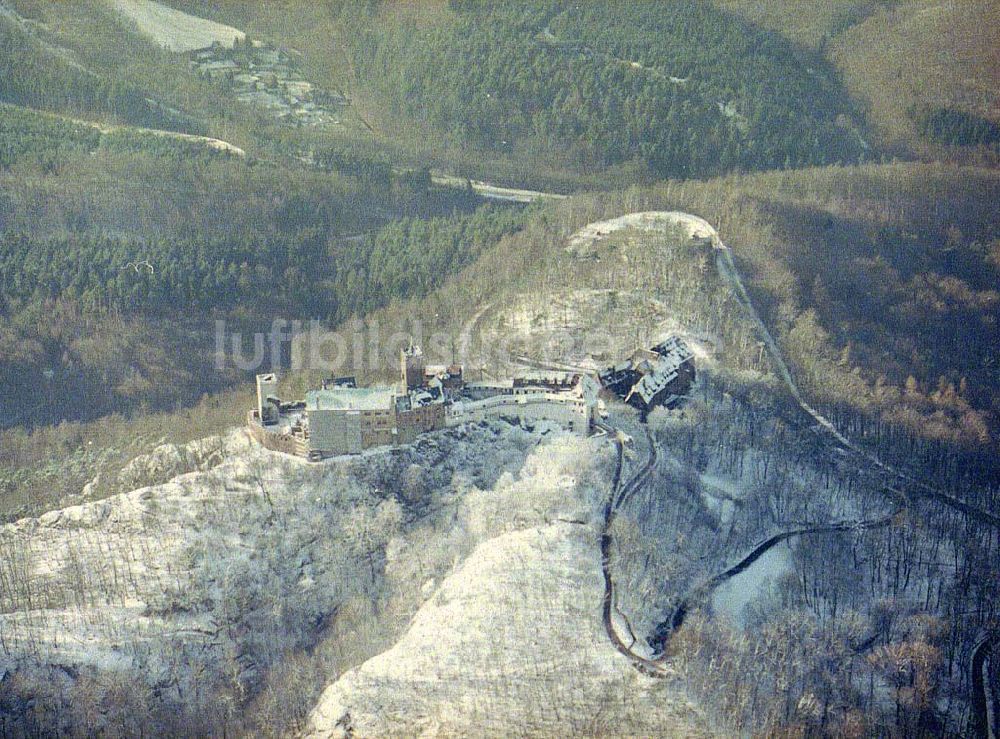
[0,99,525,427]
[0,103,240,170]
[911,105,1000,149]
[0,13,185,131]
[333,0,865,179]
[0,200,524,428]
[0,202,524,321]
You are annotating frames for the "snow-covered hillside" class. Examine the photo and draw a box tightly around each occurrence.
[306,523,708,737]
[0,417,712,735]
[106,0,245,52]
[305,427,710,737]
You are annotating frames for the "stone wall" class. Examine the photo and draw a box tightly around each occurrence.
[246,413,309,458]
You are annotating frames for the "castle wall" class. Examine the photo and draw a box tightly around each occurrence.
[396,403,446,444]
[308,408,364,456]
[247,411,309,457]
[447,393,591,435]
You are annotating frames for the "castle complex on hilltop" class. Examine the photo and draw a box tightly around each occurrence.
[248,336,695,460]
[248,342,599,460]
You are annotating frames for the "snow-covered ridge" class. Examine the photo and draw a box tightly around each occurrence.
[305,522,710,738]
[566,211,719,254]
[304,429,711,737]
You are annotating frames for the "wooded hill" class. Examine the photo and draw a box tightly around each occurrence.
[4,159,996,736]
[333,161,1000,482]
[330,0,865,179]
[159,0,999,185]
[0,99,522,430]
[715,0,1000,162]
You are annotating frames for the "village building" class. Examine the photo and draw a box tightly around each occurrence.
[598,336,695,416]
[248,343,598,460]
[189,41,346,127]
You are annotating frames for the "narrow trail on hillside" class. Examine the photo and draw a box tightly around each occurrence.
[596,422,671,678]
[648,511,898,654]
[596,418,897,665]
[713,240,1000,529]
[568,210,1000,529]
[582,212,999,717]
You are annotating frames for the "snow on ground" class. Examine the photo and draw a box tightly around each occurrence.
[431,173,567,204]
[0,433,296,677]
[567,211,718,255]
[136,128,246,155]
[711,543,794,626]
[1,419,714,734]
[495,288,680,370]
[306,525,710,738]
[106,0,245,52]
[306,435,712,738]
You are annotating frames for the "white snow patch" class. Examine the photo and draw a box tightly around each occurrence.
[711,543,794,626]
[567,211,719,255]
[306,522,711,737]
[105,0,245,52]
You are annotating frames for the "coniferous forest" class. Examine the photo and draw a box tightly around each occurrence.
[334,0,865,178]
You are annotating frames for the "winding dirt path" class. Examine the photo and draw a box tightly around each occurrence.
[714,242,1000,529]
[569,210,1000,529]
[647,511,898,653]
[580,211,999,717]
[972,633,999,738]
[596,422,671,677]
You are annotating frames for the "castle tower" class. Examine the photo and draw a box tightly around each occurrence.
[400,341,425,392]
[256,373,278,423]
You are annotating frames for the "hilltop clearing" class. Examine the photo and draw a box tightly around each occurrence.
[105,0,244,52]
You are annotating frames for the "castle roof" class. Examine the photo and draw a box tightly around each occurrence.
[306,386,396,411]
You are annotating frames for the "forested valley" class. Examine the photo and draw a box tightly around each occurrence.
[0,100,528,430]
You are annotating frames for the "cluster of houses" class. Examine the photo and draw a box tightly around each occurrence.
[248,336,695,460]
[190,41,347,126]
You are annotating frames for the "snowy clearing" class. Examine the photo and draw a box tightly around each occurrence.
[567,210,719,254]
[137,128,246,155]
[106,0,245,52]
[710,543,794,625]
